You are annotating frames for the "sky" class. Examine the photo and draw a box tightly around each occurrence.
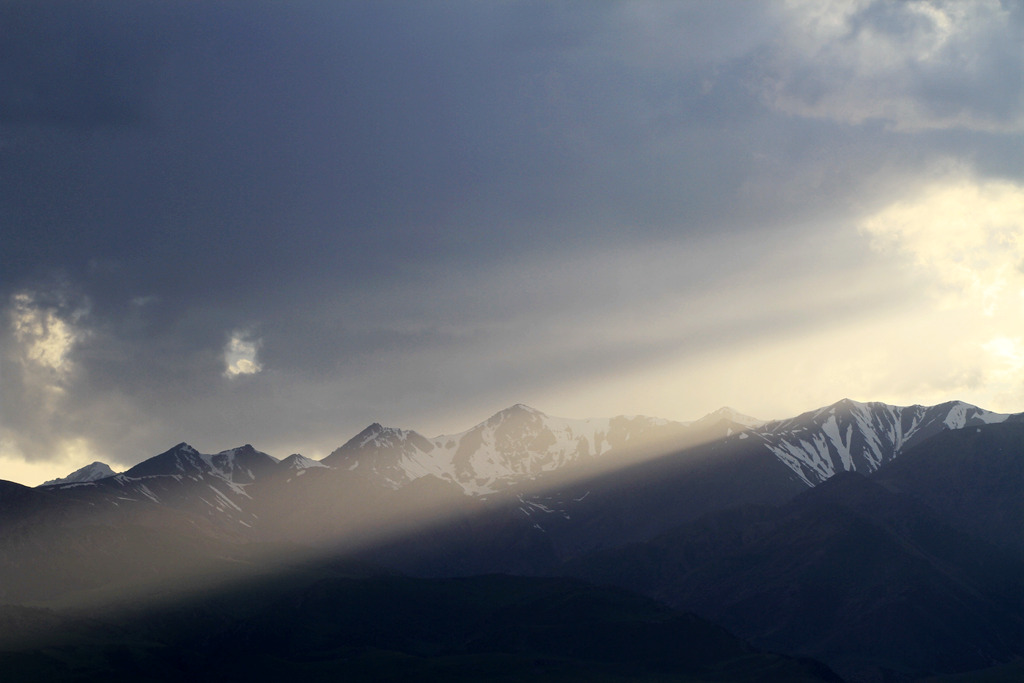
[2,0,1023,486]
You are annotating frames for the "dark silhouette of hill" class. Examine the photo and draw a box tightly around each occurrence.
[0,570,842,682]
[562,425,1024,682]
[874,421,1024,559]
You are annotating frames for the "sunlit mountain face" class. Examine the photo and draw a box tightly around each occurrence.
[2,399,1022,682]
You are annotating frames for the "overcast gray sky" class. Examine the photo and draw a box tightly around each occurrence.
[2,0,1023,484]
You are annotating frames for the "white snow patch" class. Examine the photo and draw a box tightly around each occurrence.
[207,485,242,512]
[134,483,160,504]
[943,403,969,429]
[820,416,854,472]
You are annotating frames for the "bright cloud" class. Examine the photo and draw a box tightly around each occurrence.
[982,336,1024,407]
[7,290,90,418]
[855,171,1024,409]
[11,292,81,374]
[860,172,1024,314]
[1,290,97,471]
[224,332,263,377]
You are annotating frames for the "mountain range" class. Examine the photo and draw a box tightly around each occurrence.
[38,398,1013,504]
[2,398,1022,682]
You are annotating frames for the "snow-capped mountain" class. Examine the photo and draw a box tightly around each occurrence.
[41,461,117,486]
[39,443,282,530]
[322,404,692,493]
[751,399,1011,485]
[123,442,279,484]
[322,423,444,487]
[321,400,1012,495]
[28,399,1018,539]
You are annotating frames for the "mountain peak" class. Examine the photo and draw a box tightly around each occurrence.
[41,461,117,487]
[831,397,871,411]
[487,404,547,424]
[329,422,432,458]
[280,453,328,471]
[695,407,764,428]
[504,403,544,415]
[216,444,261,458]
[353,423,401,445]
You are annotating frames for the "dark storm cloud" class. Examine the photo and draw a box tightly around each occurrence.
[2,1,788,322]
[0,1,168,128]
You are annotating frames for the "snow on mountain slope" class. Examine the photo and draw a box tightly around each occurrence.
[323,404,690,494]
[321,423,448,488]
[122,443,279,484]
[319,400,1016,494]
[42,443,283,529]
[40,461,117,486]
[33,399,1012,531]
[753,399,1012,486]
[206,445,281,484]
[438,404,618,492]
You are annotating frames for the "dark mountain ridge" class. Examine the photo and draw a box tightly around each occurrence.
[561,425,1024,682]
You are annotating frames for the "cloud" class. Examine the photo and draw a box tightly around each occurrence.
[761,0,1024,131]
[224,332,263,377]
[982,337,1024,406]
[860,169,1024,313]
[1,288,96,468]
[11,292,82,373]
[856,169,1024,409]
